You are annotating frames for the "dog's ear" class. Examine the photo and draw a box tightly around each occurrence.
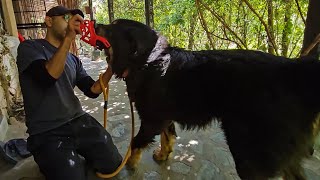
[109,19,158,64]
[95,20,158,77]
[96,23,134,77]
[112,29,133,77]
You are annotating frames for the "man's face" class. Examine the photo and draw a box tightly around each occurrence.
[47,14,72,41]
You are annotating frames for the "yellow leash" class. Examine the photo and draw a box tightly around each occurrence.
[96,73,134,179]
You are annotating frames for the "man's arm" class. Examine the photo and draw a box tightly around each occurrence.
[45,37,73,79]
[76,65,113,98]
[17,40,54,86]
[24,60,57,87]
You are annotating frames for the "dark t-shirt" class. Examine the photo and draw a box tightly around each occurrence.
[17,39,96,135]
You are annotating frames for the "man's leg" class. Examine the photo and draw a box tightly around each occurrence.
[74,114,123,174]
[28,129,86,180]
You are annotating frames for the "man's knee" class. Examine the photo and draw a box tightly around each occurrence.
[94,152,123,174]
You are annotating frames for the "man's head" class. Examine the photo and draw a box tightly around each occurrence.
[44,6,84,41]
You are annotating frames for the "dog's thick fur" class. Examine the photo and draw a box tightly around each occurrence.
[96,19,320,180]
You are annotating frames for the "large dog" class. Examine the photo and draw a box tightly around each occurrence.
[95,19,320,180]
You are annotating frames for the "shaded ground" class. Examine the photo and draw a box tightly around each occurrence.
[1,56,320,180]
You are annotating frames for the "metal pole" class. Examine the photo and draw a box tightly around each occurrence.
[89,0,93,20]
[108,0,114,23]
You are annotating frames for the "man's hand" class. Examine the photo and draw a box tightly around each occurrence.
[66,14,84,40]
[90,64,113,94]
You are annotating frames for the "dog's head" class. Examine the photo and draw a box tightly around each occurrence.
[95,19,159,78]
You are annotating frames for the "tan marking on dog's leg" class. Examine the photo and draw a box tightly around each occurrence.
[126,148,143,168]
[153,129,176,161]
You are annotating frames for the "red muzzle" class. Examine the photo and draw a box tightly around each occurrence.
[80,20,111,50]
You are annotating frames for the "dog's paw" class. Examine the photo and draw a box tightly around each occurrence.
[126,149,142,169]
[126,157,138,169]
[153,147,170,161]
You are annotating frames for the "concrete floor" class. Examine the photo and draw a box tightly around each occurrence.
[1,56,320,180]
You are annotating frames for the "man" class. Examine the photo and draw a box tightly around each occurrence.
[16,6,122,180]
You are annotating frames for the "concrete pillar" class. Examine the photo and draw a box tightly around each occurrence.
[1,0,18,37]
[0,82,8,141]
[0,115,8,141]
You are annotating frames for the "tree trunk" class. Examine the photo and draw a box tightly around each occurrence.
[281,0,293,57]
[267,0,275,54]
[188,11,197,50]
[301,0,320,58]
[195,0,215,49]
[300,0,320,155]
[145,0,154,28]
[241,2,247,47]
[108,0,114,23]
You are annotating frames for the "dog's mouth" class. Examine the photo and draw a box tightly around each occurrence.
[104,50,111,63]
[113,68,129,79]
[121,69,129,78]
[101,46,129,79]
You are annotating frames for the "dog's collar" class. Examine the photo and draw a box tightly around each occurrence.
[146,34,171,76]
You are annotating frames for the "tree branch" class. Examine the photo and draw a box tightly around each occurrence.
[289,33,303,58]
[197,0,247,49]
[242,0,279,55]
[195,0,215,49]
[218,28,242,48]
[294,0,306,26]
[300,33,320,57]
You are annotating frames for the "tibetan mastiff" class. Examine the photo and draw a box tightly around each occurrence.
[95,19,320,180]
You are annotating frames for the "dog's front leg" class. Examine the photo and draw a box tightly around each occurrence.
[126,148,143,169]
[153,122,177,161]
[126,122,160,168]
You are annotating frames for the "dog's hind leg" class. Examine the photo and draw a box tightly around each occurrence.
[153,122,177,161]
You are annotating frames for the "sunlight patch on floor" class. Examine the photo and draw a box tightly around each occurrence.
[174,151,196,162]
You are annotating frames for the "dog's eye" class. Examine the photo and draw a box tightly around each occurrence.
[142,64,148,69]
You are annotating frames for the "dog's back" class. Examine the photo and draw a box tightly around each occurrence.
[138,47,320,178]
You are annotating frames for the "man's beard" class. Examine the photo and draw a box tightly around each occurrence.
[53,29,66,41]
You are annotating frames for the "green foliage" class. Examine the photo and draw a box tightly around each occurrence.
[93,0,309,57]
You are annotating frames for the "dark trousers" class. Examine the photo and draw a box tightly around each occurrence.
[27,113,123,180]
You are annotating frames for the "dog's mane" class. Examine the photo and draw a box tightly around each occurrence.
[145,34,210,77]
[146,35,171,76]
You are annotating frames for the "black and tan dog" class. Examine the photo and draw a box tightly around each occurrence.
[95,19,320,180]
